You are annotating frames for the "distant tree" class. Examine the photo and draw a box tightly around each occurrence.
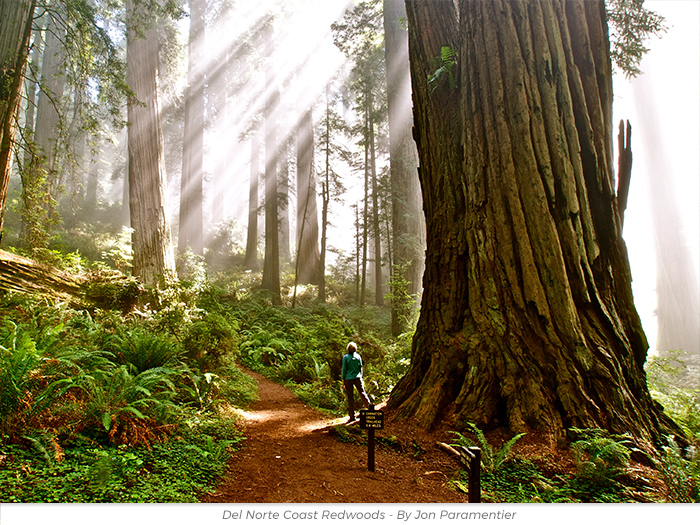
[383,0,424,335]
[278,135,291,264]
[388,0,679,443]
[317,84,349,303]
[295,106,320,286]
[260,16,281,304]
[178,0,206,257]
[126,0,176,286]
[332,0,387,306]
[245,129,260,270]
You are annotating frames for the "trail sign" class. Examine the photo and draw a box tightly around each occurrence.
[360,405,384,472]
[360,409,384,430]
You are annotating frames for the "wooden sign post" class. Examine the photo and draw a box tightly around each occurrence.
[359,404,384,472]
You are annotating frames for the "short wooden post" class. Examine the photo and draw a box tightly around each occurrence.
[468,446,481,503]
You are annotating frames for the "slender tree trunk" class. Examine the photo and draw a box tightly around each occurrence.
[388,0,677,443]
[360,104,370,306]
[369,114,383,306]
[126,0,176,287]
[178,0,205,257]
[319,92,332,303]
[278,136,290,264]
[384,0,425,334]
[245,132,260,270]
[0,0,37,244]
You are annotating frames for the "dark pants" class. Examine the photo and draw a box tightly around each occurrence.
[343,378,371,419]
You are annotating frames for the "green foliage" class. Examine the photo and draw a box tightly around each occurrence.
[428,46,458,92]
[646,350,700,436]
[450,423,526,473]
[607,0,666,78]
[656,435,700,502]
[79,365,180,445]
[84,274,143,311]
[0,416,243,503]
[0,321,42,434]
[568,427,632,485]
[106,328,180,374]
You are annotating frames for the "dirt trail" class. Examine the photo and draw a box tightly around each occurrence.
[201,370,468,503]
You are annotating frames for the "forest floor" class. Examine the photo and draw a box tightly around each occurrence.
[200,369,469,504]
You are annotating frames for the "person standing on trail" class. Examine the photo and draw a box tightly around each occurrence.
[341,341,371,423]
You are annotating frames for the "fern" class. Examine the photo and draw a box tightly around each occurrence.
[656,434,700,502]
[569,427,632,484]
[428,46,458,92]
[450,422,526,473]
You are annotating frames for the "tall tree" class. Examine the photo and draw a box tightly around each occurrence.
[0,0,36,244]
[178,0,206,257]
[244,130,260,270]
[126,0,176,286]
[383,0,424,334]
[388,0,677,443]
[260,16,281,303]
[632,79,700,357]
[318,84,348,302]
[332,0,387,306]
[33,12,67,191]
[295,107,320,285]
[278,135,291,264]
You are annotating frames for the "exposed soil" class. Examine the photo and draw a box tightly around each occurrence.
[201,370,469,503]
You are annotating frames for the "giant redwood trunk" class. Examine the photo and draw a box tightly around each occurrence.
[388,0,676,443]
[126,0,176,287]
[0,0,36,244]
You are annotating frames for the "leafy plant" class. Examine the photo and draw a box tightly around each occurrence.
[568,427,632,485]
[0,321,42,434]
[107,328,180,374]
[450,423,526,473]
[656,434,699,502]
[428,46,458,92]
[80,366,179,446]
[646,350,700,436]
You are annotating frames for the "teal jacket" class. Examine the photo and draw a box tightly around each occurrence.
[341,351,363,380]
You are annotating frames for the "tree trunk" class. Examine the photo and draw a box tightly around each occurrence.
[126,0,176,287]
[245,131,260,270]
[0,0,36,244]
[383,0,425,334]
[178,0,206,257]
[632,78,700,358]
[261,74,281,303]
[278,136,290,264]
[369,112,383,306]
[296,107,320,285]
[34,13,67,190]
[389,0,677,444]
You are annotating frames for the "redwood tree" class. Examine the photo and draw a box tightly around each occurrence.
[383,0,424,335]
[178,0,206,257]
[126,0,176,286]
[388,0,677,443]
[295,107,320,285]
[0,0,36,244]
